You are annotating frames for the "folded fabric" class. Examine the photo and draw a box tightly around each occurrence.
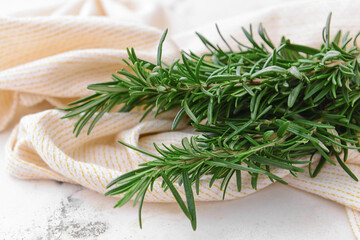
[3,0,360,238]
[0,17,178,131]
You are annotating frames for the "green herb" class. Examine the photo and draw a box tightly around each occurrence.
[61,13,360,230]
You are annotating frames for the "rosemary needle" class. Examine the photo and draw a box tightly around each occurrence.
[61,13,360,230]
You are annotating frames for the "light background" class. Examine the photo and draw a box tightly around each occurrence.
[0,0,356,239]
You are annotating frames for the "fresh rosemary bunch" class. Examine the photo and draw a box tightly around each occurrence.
[61,13,360,230]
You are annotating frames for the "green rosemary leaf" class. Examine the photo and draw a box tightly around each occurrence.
[263,130,275,142]
[183,97,198,123]
[309,156,327,178]
[247,155,304,172]
[113,178,146,208]
[161,172,191,220]
[284,43,320,55]
[221,170,235,200]
[235,170,242,192]
[138,188,147,229]
[207,159,286,184]
[325,12,332,49]
[288,82,303,108]
[334,152,358,181]
[312,143,335,165]
[65,93,100,107]
[251,66,287,78]
[258,23,275,49]
[61,95,109,119]
[157,29,168,67]
[288,66,302,80]
[225,120,253,143]
[242,81,255,96]
[172,108,186,130]
[87,84,129,93]
[277,120,290,137]
[304,81,325,100]
[322,50,341,63]
[182,170,197,230]
[242,25,261,49]
[293,119,335,129]
[118,141,163,160]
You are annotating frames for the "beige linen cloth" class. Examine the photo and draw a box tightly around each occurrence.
[3,0,360,237]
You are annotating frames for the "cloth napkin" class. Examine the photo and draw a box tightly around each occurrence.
[2,0,360,238]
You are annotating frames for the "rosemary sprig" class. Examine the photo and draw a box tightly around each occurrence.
[61,13,360,230]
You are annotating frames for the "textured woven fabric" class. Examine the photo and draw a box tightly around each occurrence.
[2,0,360,238]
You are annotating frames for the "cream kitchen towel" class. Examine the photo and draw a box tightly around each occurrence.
[3,0,360,238]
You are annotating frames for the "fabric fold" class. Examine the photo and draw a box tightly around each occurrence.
[0,17,178,130]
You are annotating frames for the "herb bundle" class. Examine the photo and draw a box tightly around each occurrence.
[61,13,360,230]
